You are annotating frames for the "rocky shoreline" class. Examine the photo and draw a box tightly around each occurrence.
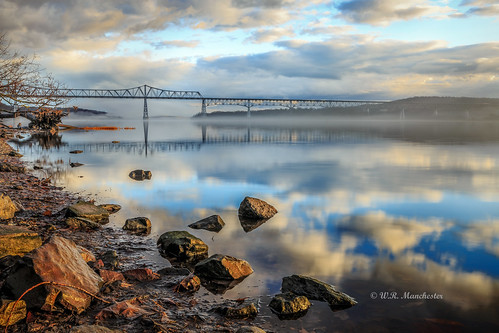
[0,126,356,333]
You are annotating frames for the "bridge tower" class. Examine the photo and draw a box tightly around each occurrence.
[143,97,149,119]
[201,99,207,116]
[246,100,251,118]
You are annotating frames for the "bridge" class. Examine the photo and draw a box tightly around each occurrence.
[19,84,387,119]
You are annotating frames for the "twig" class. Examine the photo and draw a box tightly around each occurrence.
[4,281,112,333]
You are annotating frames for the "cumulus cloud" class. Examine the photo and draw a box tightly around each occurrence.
[460,220,499,257]
[152,40,200,49]
[245,27,296,43]
[459,0,499,17]
[335,0,454,26]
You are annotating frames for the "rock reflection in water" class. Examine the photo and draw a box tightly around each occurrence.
[199,277,248,295]
[239,216,270,233]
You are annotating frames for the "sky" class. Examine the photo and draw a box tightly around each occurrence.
[1,0,499,103]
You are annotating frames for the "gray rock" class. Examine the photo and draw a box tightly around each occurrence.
[0,225,42,258]
[188,215,225,232]
[194,254,253,280]
[238,196,277,219]
[281,275,357,308]
[269,292,311,319]
[123,217,151,232]
[66,201,110,224]
[129,169,152,181]
[0,193,17,219]
[157,231,208,263]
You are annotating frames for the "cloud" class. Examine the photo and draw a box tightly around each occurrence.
[335,0,454,26]
[245,27,296,43]
[152,40,200,49]
[460,220,499,257]
[460,0,499,17]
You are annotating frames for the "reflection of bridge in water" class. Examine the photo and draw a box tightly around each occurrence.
[16,122,375,156]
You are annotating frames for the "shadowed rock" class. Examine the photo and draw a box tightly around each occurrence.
[194,254,253,281]
[0,225,42,258]
[65,217,101,230]
[216,303,258,319]
[282,275,357,309]
[66,201,110,224]
[188,215,225,232]
[123,217,151,233]
[157,231,208,264]
[269,292,310,319]
[238,196,277,220]
[239,216,270,233]
[129,169,152,181]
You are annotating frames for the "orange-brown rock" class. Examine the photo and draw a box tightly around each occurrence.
[0,225,42,258]
[238,197,277,220]
[194,254,253,280]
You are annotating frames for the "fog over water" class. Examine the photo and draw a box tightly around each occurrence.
[12,113,499,332]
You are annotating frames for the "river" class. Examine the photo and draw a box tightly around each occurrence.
[12,114,499,332]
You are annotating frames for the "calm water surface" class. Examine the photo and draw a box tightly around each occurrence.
[13,115,499,332]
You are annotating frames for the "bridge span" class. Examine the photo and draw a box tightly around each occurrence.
[19,84,387,118]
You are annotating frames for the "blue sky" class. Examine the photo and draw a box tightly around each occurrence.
[1,0,498,100]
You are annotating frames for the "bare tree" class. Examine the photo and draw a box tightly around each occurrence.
[0,32,66,110]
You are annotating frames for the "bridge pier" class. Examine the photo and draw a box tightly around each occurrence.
[201,99,207,116]
[247,100,251,118]
[143,97,149,119]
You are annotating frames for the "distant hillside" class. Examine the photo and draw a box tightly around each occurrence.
[194,96,499,120]
[0,103,106,116]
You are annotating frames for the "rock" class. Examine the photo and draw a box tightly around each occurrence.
[0,193,17,219]
[65,217,101,230]
[188,215,225,232]
[0,255,22,281]
[157,231,208,263]
[101,250,120,270]
[194,254,253,281]
[157,267,192,276]
[2,236,103,313]
[236,327,267,333]
[123,217,151,232]
[219,303,258,319]
[66,201,110,224]
[76,245,96,263]
[70,325,122,333]
[7,151,23,157]
[99,270,125,284]
[0,299,27,326]
[69,150,83,154]
[70,162,84,168]
[238,197,277,220]
[281,275,357,309]
[239,216,269,233]
[128,169,152,181]
[0,162,25,173]
[123,268,160,282]
[174,274,201,293]
[0,225,42,258]
[95,297,152,321]
[269,292,311,319]
[98,204,121,214]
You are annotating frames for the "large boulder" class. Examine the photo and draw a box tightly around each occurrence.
[66,201,110,224]
[0,193,17,219]
[0,225,42,258]
[157,231,208,263]
[281,275,357,308]
[238,197,277,220]
[194,254,253,280]
[269,292,311,319]
[188,215,225,232]
[2,236,103,313]
[128,169,152,181]
[123,217,151,233]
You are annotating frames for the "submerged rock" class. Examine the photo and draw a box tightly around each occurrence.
[188,215,225,232]
[0,299,27,326]
[2,236,103,313]
[281,275,357,309]
[157,231,208,263]
[0,225,42,258]
[194,254,253,281]
[66,201,110,224]
[238,197,277,220]
[123,217,151,233]
[128,169,152,181]
[0,193,17,219]
[269,292,311,319]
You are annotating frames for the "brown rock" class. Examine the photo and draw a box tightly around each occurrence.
[269,292,311,319]
[128,169,152,181]
[0,193,17,219]
[76,245,96,263]
[99,270,125,284]
[98,204,121,214]
[157,231,208,263]
[188,215,225,232]
[66,217,101,230]
[220,303,258,319]
[123,268,160,282]
[236,327,267,333]
[194,254,253,280]
[238,197,277,219]
[0,225,42,258]
[174,274,201,293]
[66,201,110,224]
[0,162,25,173]
[123,217,151,232]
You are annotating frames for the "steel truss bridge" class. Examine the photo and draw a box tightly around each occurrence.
[20,84,387,118]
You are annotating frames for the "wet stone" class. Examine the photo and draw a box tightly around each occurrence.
[218,303,258,319]
[98,204,121,214]
[238,196,277,220]
[66,201,110,224]
[194,254,253,281]
[0,193,17,219]
[188,215,225,232]
[123,217,151,232]
[66,217,101,230]
[128,169,152,181]
[157,231,208,263]
[269,292,311,319]
[101,250,120,270]
[0,225,42,258]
